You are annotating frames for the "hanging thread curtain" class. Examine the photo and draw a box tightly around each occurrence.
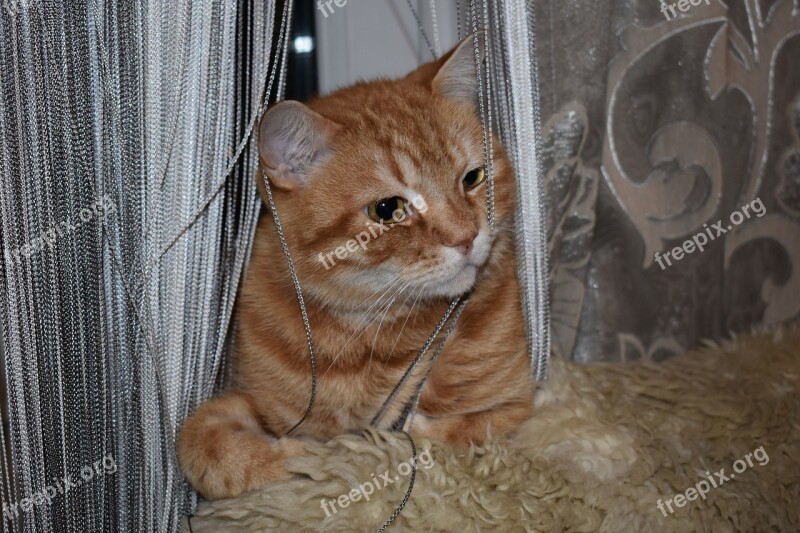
[0,0,283,530]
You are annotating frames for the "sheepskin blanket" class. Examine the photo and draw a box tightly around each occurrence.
[184,326,800,532]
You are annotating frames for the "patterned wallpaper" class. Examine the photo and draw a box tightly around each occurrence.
[537,0,800,362]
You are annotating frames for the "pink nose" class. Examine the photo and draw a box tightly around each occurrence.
[446,232,477,256]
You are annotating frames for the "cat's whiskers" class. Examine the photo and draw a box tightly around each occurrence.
[344,275,408,323]
[384,286,425,362]
[353,275,416,312]
[367,278,416,371]
[321,286,405,379]
[320,277,413,378]
[327,276,407,341]
[366,283,414,373]
[314,273,405,334]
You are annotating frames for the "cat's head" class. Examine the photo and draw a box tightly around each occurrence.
[257,34,515,308]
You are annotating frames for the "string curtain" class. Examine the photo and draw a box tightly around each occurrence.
[1,0,282,530]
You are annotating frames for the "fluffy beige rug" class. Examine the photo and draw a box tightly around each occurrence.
[184,325,800,532]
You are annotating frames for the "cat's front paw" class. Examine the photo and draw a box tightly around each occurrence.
[410,401,533,450]
[178,392,306,500]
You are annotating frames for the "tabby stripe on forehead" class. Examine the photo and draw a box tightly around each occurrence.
[388,105,427,138]
[449,138,468,169]
[412,132,441,166]
[390,129,424,158]
[438,127,460,169]
[410,117,454,170]
[385,152,408,187]
[392,146,425,182]
[429,119,449,154]
[361,107,384,133]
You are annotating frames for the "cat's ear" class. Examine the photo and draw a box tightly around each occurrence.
[258,101,340,191]
[431,31,486,106]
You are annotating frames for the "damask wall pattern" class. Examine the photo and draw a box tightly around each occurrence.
[536,0,800,362]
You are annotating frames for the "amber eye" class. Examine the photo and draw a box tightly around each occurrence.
[367,196,407,224]
[463,167,486,191]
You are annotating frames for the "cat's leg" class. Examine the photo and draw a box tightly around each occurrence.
[177,390,304,500]
[412,399,532,449]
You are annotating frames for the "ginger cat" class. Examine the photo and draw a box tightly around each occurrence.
[178,34,534,501]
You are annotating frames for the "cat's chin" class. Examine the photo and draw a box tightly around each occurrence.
[425,264,479,298]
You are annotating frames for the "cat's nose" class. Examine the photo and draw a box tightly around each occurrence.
[446,231,478,256]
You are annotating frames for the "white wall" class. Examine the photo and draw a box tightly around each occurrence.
[315,0,460,94]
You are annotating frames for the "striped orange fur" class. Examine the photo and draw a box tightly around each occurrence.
[178,34,534,501]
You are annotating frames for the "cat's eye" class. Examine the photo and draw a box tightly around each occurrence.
[367,196,407,224]
[463,167,486,191]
